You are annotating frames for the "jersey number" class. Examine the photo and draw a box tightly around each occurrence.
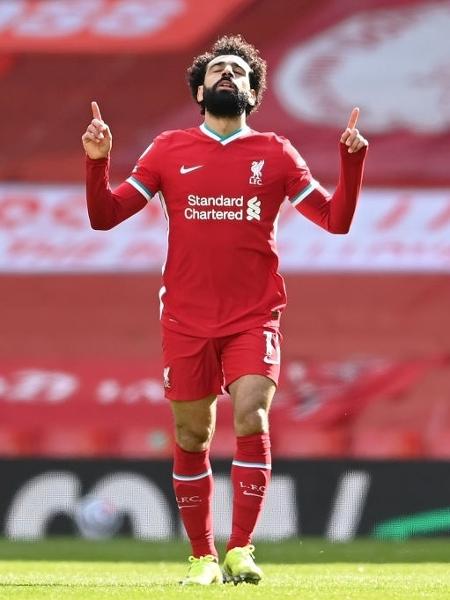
[263,331,280,365]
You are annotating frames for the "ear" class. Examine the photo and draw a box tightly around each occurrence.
[247,88,256,106]
[197,85,204,103]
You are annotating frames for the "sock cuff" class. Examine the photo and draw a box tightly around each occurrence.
[236,432,271,449]
[173,443,210,476]
[235,432,271,463]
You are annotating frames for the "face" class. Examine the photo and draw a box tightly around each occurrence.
[197,54,256,118]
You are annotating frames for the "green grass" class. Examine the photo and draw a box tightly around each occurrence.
[0,539,449,599]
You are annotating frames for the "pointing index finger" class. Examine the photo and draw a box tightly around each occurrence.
[347,107,359,130]
[91,101,102,121]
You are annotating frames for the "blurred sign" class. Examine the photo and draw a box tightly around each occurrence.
[0,355,442,435]
[0,0,250,52]
[1,184,450,272]
[273,3,450,135]
[247,0,450,187]
[0,359,168,429]
[1,459,449,540]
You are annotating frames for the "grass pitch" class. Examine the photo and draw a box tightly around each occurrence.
[0,538,449,599]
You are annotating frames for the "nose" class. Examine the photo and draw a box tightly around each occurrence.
[221,64,234,77]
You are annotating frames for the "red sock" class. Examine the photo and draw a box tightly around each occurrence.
[227,432,271,551]
[173,444,217,558]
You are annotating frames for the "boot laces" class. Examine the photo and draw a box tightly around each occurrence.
[187,555,217,575]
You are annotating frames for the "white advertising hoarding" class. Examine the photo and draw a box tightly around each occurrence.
[0,184,449,273]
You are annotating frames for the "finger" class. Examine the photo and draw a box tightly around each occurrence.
[88,124,103,136]
[346,106,359,130]
[86,127,104,143]
[89,122,106,139]
[348,137,368,154]
[91,118,106,129]
[82,132,100,144]
[91,100,102,121]
[340,129,351,144]
[345,129,360,146]
[91,118,111,140]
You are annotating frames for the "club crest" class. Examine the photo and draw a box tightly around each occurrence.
[249,160,265,185]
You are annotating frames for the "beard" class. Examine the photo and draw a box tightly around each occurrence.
[202,80,250,117]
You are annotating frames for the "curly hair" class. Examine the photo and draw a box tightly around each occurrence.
[187,34,267,116]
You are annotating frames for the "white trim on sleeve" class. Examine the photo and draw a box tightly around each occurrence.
[126,176,153,202]
[290,179,319,207]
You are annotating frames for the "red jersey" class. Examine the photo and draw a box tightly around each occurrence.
[86,124,367,337]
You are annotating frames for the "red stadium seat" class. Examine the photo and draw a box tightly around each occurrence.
[210,426,235,458]
[350,428,423,459]
[424,429,450,459]
[114,427,173,458]
[35,428,114,458]
[271,425,348,458]
[0,428,36,457]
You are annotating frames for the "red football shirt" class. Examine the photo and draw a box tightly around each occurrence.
[86,123,367,337]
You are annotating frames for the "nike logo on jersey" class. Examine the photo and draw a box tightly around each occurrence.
[180,165,203,174]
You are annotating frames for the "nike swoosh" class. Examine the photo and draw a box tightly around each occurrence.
[180,165,203,174]
[243,491,264,498]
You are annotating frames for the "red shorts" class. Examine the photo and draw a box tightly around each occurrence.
[162,325,282,401]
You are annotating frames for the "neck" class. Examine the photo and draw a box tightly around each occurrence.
[203,112,247,136]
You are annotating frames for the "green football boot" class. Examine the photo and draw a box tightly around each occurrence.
[223,544,263,585]
[180,555,223,585]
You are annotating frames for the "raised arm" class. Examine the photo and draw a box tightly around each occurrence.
[294,107,368,234]
[82,102,147,230]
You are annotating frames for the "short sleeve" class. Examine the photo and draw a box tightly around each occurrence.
[282,139,318,207]
[125,136,163,202]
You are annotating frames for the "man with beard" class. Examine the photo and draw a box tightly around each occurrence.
[82,35,368,585]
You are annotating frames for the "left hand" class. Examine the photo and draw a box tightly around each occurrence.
[340,107,368,153]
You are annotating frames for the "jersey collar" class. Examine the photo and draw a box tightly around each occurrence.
[199,122,250,145]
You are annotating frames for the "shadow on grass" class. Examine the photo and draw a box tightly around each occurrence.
[0,538,448,563]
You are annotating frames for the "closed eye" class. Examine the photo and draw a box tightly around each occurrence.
[208,62,247,76]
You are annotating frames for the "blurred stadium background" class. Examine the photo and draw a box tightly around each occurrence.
[0,0,449,543]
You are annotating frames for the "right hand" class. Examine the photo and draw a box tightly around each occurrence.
[82,101,112,159]
[339,107,368,154]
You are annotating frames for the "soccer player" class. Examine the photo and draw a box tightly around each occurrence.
[82,35,368,585]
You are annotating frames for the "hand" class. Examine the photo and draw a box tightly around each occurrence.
[82,101,112,159]
[340,107,368,153]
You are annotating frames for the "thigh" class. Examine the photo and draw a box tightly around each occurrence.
[229,373,276,412]
[221,325,282,391]
[162,327,223,400]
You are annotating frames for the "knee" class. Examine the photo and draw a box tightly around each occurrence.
[234,407,269,437]
[175,422,214,452]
